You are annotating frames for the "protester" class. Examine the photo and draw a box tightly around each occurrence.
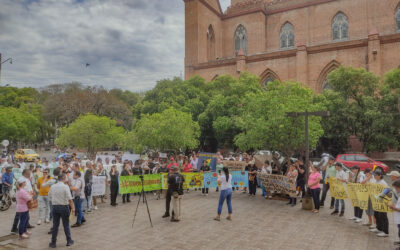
[182,158,193,173]
[295,160,306,200]
[70,171,85,227]
[190,154,199,171]
[286,164,298,206]
[97,163,108,203]
[109,165,119,206]
[308,164,321,213]
[214,167,232,221]
[389,179,400,247]
[348,165,364,223]
[37,168,52,225]
[320,156,336,208]
[200,160,211,195]
[152,163,162,199]
[331,163,347,217]
[360,168,377,228]
[248,163,258,196]
[83,169,94,211]
[48,174,74,248]
[16,177,33,239]
[370,168,389,237]
[121,163,132,203]
[168,166,185,222]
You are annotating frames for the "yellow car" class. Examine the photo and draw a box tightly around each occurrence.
[15,149,39,162]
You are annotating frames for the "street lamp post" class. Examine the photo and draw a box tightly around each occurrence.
[0,53,13,85]
[286,110,330,181]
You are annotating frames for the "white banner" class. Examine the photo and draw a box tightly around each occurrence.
[122,153,140,163]
[91,176,106,196]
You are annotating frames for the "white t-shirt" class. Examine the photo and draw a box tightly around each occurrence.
[394,198,400,225]
[21,176,33,193]
[219,174,232,190]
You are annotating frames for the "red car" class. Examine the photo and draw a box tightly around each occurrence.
[336,154,389,173]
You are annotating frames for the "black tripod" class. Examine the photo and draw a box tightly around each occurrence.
[132,175,153,227]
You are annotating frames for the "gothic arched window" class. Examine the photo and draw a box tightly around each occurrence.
[332,12,349,41]
[262,75,276,88]
[322,78,333,91]
[207,25,216,61]
[234,25,247,55]
[280,22,294,49]
[396,5,400,33]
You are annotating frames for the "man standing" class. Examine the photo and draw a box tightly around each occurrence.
[169,166,185,222]
[48,174,74,248]
[70,171,85,227]
[320,156,336,208]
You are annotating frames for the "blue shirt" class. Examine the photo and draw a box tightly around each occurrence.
[2,172,14,185]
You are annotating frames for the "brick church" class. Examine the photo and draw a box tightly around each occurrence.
[184,0,400,92]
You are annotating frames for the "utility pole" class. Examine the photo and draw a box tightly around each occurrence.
[286,110,330,181]
[0,53,13,85]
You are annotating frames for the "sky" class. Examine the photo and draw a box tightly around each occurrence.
[0,0,231,92]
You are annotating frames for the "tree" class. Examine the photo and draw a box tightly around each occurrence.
[55,114,125,157]
[234,80,325,165]
[127,108,200,153]
[325,66,397,152]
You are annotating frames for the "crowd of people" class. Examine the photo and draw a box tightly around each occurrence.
[1,151,400,248]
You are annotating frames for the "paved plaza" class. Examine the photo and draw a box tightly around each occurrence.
[0,190,397,250]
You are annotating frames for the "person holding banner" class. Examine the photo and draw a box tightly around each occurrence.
[200,160,211,195]
[109,165,119,206]
[120,163,132,203]
[331,163,347,217]
[389,179,400,247]
[214,167,232,221]
[370,169,389,237]
[348,166,365,223]
[360,169,377,228]
[308,164,322,213]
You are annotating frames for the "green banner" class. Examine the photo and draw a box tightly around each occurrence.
[119,174,162,194]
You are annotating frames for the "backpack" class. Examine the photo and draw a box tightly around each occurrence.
[84,183,92,197]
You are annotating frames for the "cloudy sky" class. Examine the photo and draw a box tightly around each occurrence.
[0,0,231,92]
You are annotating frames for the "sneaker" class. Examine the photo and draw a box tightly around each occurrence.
[348,217,357,220]
[71,223,81,228]
[94,206,98,210]
[66,240,74,246]
[27,224,35,229]
[45,219,50,223]
[362,222,371,226]
[37,220,42,225]
[162,214,170,218]
[11,228,18,234]
[355,218,361,223]
[370,228,380,233]
[331,211,339,215]
[377,232,388,237]
[369,225,376,229]
[214,217,220,221]
[339,212,344,217]
[49,243,56,248]
[19,233,29,239]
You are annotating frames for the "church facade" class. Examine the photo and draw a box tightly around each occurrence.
[184,0,400,92]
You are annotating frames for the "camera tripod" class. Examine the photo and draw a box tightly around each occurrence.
[132,175,153,227]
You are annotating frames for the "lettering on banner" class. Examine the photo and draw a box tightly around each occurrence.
[258,173,296,197]
[91,176,106,196]
[368,184,392,213]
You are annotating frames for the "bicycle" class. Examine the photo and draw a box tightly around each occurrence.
[0,180,17,211]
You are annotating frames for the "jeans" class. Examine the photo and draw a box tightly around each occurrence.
[18,211,29,235]
[38,196,50,221]
[51,205,72,244]
[261,185,267,197]
[310,188,321,210]
[218,189,232,215]
[289,197,297,204]
[320,182,335,207]
[84,194,93,210]
[354,206,363,219]
[73,197,85,224]
[374,211,389,234]
[334,199,345,212]
[172,192,182,220]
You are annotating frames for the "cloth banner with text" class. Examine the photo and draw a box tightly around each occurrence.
[258,173,296,197]
[329,177,348,199]
[119,174,162,194]
[91,176,107,196]
[198,152,217,172]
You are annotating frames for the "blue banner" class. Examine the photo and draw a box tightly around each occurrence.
[198,152,217,172]
[203,171,248,188]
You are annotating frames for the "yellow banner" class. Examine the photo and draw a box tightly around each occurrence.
[354,183,369,210]
[346,183,359,207]
[161,172,204,190]
[329,177,348,199]
[368,184,392,213]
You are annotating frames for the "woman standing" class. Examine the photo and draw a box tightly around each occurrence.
[182,158,193,173]
[200,160,211,195]
[214,167,232,221]
[287,164,298,206]
[36,169,52,225]
[370,169,389,237]
[16,178,32,239]
[248,164,258,196]
[109,165,119,206]
[348,165,365,223]
[307,164,322,213]
[84,169,93,212]
[361,169,377,228]
[121,163,132,203]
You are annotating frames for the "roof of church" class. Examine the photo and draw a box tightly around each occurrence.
[225,0,321,15]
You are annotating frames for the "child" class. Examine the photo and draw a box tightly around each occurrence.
[389,179,400,247]
[331,163,347,217]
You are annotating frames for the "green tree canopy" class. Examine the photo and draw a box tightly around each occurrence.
[127,108,200,153]
[55,114,125,156]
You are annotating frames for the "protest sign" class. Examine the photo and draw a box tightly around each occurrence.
[95,154,115,163]
[222,160,246,171]
[346,183,359,207]
[231,171,248,188]
[258,173,296,197]
[368,184,392,213]
[161,172,204,190]
[198,152,217,172]
[354,183,369,210]
[329,177,348,199]
[91,176,107,196]
[119,174,162,194]
[122,153,140,163]
[203,172,219,188]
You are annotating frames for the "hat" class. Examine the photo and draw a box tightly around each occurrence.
[17,177,26,185]
[170,157,175,161]
[388,171,400,177]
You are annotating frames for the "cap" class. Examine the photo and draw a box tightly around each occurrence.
[17,177,26,185]
[388,171,400,177]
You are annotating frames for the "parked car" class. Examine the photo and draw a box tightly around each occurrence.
[336,154,389,173]
[14,149,39,162]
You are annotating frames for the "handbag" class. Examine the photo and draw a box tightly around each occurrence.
[27,199,38,210]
